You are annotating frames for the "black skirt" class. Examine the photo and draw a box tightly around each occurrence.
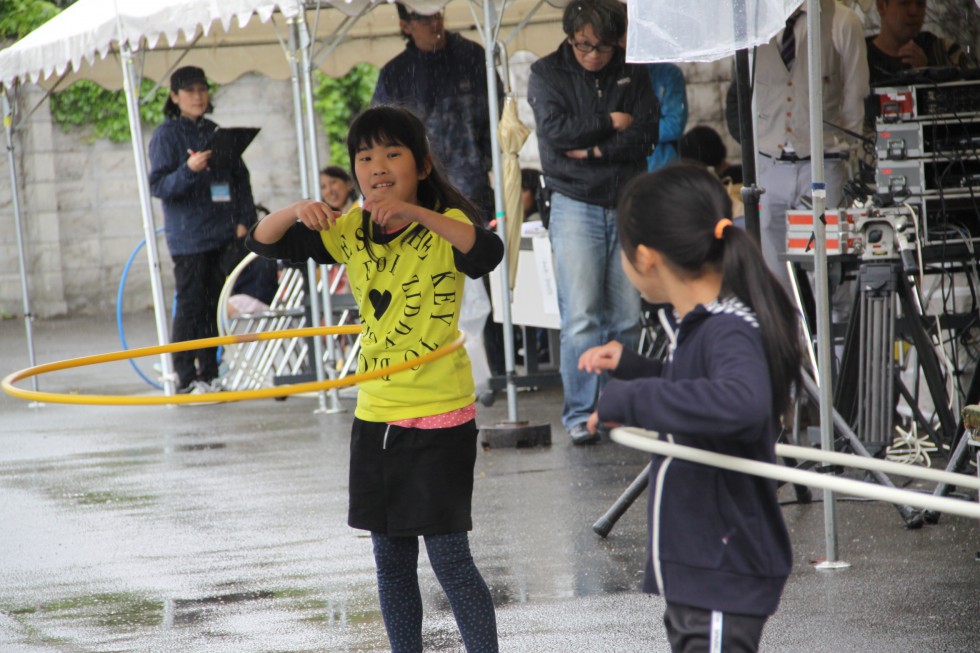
[348,417,478,537]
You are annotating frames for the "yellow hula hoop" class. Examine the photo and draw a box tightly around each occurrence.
[2,325,465,406]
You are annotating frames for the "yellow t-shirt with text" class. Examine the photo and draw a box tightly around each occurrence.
[320,207,475,422]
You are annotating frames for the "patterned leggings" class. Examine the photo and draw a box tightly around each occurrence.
[372,531,498,653]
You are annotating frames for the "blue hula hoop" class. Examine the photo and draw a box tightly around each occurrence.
[116,228,172,390]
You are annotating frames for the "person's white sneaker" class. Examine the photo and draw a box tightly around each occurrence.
[177,379,224,403]
[203,378,225,393]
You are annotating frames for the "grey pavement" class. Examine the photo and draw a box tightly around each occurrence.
[1,313,978,653]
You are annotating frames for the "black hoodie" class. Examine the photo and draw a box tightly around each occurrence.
[597,298,792,617]
[372,32,500,220]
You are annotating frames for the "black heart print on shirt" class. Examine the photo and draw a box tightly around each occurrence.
[368,289,392,320]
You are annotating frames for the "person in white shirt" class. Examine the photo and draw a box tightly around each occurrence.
[731,0,868,289]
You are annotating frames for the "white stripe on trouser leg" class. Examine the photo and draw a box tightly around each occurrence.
[710,610,723,653]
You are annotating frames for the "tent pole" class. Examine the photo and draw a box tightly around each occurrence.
[806,0,845,570]
[731,0,762,242]
[120,45,176,396]
[288,17,329,412]
[482,0,519,420]
[299,11,343,414]
[733,48,762,242]
[3,86,39,394]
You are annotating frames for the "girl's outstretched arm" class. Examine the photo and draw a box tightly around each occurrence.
[362,196,477,253]
[253,200,342,244]
[246,200,340,266]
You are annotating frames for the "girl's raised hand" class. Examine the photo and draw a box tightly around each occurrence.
[362,194,416,233]
[294,200,341,231]
[578,340,623,374]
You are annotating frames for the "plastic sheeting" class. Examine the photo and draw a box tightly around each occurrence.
[625,0,799,63]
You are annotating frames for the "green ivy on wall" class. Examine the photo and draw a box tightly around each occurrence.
[46,63,377,148]
[0,0,60,39]
[313,63,379,170]
[49,81,167,143]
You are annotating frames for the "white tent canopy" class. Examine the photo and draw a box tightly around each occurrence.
[0,0,566,90]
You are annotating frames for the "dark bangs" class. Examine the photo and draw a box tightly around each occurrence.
[345,104,484,225]
[346,105,431,193]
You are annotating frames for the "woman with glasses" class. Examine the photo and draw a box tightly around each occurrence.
[527,0,660,445]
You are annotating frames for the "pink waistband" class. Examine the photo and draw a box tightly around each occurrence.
[388,403,476,429]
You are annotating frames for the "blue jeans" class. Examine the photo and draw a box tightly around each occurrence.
[548,192,641,430]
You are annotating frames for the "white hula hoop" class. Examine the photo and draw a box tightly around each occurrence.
[217,251,259,336]
[777,442,980,492]
[610,427,980,521]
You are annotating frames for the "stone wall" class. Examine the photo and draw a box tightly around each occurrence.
[0,73,322,319]
[1,85,67,318]
[679,58,742,168]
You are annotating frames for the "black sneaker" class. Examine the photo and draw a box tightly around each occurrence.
[569,423,600,446]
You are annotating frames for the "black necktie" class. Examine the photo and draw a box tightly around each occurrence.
[780,11,801,70]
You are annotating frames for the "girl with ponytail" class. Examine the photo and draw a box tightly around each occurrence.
[579,162,802,652]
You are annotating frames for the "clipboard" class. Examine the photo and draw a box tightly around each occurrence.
[203,127,260,169]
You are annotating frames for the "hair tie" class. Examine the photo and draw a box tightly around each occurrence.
[714,218,733,240]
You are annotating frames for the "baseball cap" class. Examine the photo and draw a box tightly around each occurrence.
[170,66,209,92]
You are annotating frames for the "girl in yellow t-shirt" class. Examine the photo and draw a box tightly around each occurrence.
[247,105,503,653]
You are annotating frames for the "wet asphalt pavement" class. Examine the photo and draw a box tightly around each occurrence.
[1,313,979,652]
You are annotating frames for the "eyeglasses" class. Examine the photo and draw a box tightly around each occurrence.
[406,11,443,25]
[571,40,614,54]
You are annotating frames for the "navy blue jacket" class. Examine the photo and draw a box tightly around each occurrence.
[597,298,792,617]
[528,42,659,207]
[372,32,500,221]
[148,116,256,256]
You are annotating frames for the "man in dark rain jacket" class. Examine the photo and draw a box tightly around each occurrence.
[372,2,506,375]
[372,3,500,223]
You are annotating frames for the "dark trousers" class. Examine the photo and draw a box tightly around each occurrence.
[664,602,768,653]
[171,246,228,388]
[372,532,498,653]
[481,276,505,376]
